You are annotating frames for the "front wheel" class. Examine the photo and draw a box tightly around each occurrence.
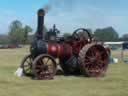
[32,54,57,80]
[21,54,33,76]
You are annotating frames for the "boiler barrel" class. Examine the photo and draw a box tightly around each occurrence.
[47,43,72,58]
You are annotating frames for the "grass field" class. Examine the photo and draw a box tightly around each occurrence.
[0,46,128,96]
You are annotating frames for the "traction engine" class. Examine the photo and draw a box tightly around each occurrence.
[21,8,109,80]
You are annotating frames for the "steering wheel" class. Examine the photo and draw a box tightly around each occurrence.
[72,28,92,42]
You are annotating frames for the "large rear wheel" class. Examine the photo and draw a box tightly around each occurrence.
[79,43,109,77]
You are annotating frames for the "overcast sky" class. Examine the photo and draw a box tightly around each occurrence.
[0,0,128,36]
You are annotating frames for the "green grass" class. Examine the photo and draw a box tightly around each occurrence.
[0,46,128,96]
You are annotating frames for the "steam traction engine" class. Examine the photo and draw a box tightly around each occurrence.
[21,9,109,80]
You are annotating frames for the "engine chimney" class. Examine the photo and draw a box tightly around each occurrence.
[37,9,45,39]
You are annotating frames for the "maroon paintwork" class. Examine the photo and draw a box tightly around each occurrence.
[47,43,72,59]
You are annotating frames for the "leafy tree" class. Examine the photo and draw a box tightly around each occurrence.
[94,27,119,41]
[8,20,24,44]
[120,34,128,41]
[0,35,9,44]
[8,20,33,44]
[10,20,22,30]
[23,25,33,44]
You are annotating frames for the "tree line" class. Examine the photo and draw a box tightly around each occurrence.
[94,27,119,41]
[0,19,128,44]
[94,27,128,41]
[0,20,33,44]
[0,20,48,44]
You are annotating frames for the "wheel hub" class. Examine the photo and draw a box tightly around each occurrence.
[90,57,97,63]
[43,65,48,71]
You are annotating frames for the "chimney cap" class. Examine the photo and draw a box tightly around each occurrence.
[38,9,45,16]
